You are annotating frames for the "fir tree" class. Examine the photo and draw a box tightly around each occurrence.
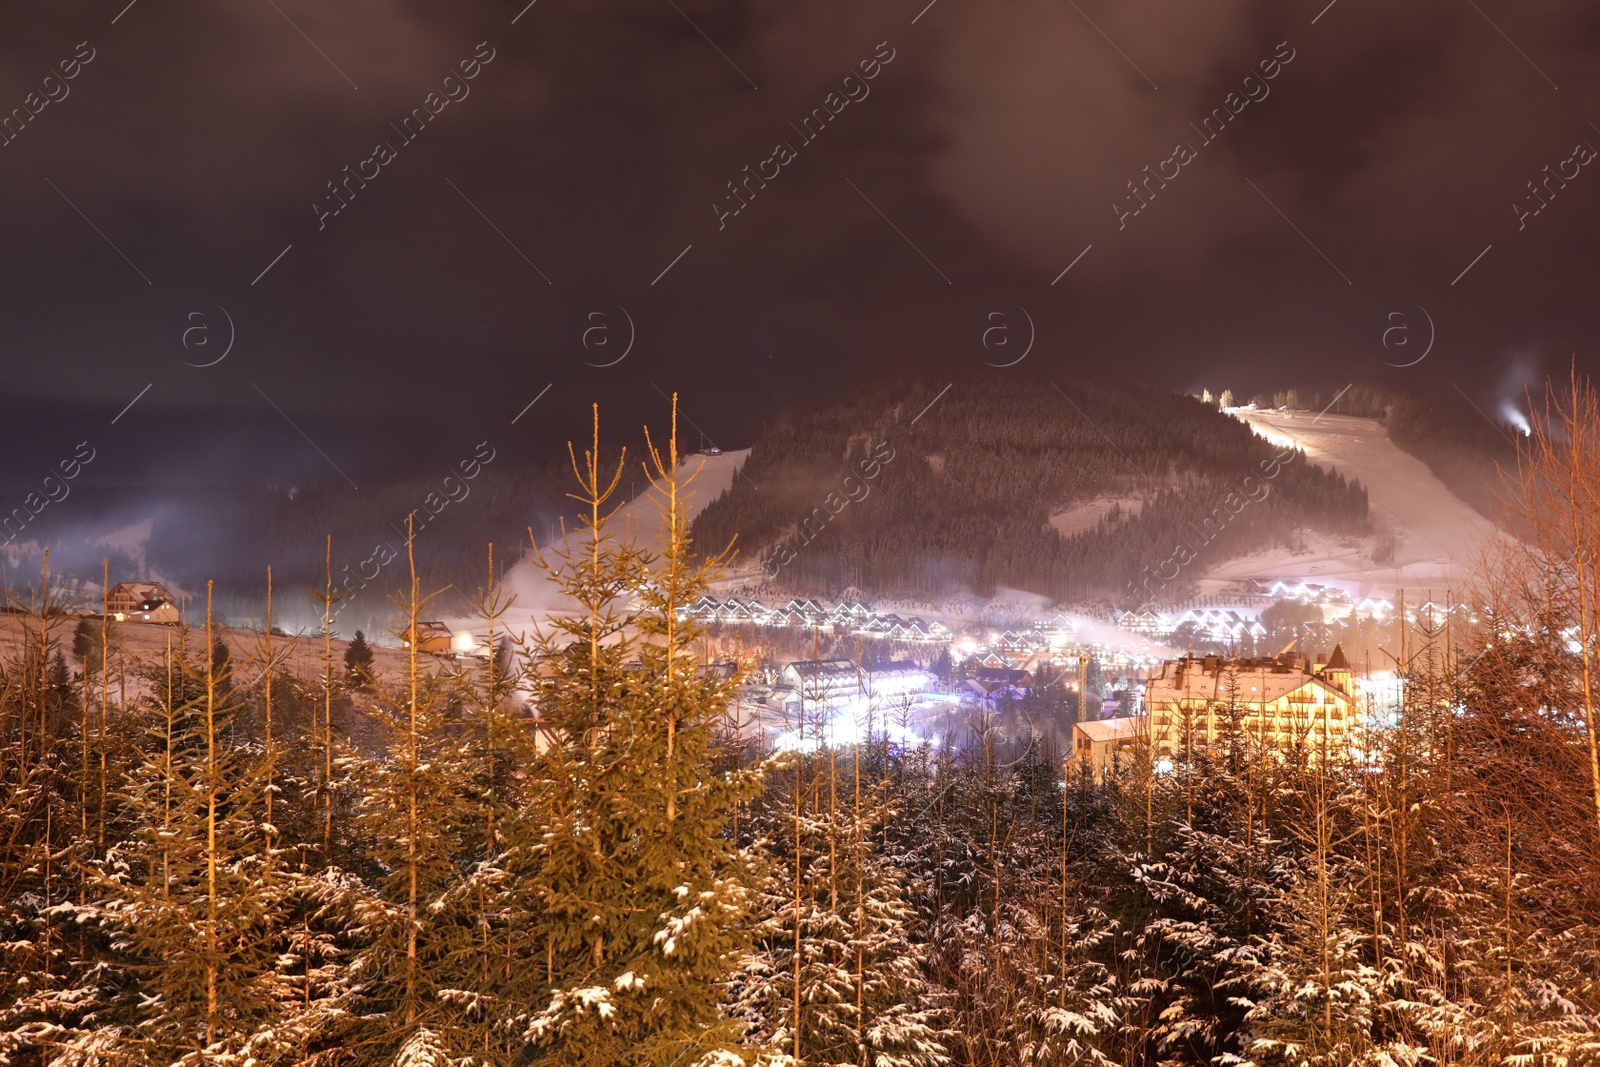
[343,630,375,688]
[339,519,484,1064]
[518,400,766,1067]
[733,741,945,1067]
[89,588,285,1065]
[0,559,95,1063]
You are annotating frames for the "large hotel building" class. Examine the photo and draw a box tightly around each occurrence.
[1145,647,1359,762]
[1071,647,1361,775]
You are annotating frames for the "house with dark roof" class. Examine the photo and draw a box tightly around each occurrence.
[964,666,1032,704]
[105,581,180,625]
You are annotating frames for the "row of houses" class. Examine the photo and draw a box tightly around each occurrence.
[682,595,951,642]
[1249,579,1397,618]
[1029,612,1079,634]
[1173,609,1269,641]
[989,628,1052,653]
[1114,607,1268,640]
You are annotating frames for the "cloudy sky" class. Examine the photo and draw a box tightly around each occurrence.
[1,0,1596,487]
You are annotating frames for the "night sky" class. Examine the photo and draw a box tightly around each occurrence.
[2,0,1598,490]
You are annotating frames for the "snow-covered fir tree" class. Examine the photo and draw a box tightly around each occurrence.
[516,403,766,1067]
[732,728,945,1067]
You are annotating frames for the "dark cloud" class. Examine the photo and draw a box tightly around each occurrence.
[0,0,1597,489]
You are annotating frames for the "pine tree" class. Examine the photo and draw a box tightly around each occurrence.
[412,542,550,1064]
[0,557,96,1063]
[1246,756,1385,1067]
[1121,735,1294,1067]
[343,630,376,688]
[518,400,765,1067]
[73,618,102,671]
[339,518,484,1064]
[88,586,285,1065]
[733,741,945,1067]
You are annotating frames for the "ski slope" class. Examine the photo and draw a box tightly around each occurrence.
[1206,409,1502,600]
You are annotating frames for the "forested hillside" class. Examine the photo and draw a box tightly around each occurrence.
[691,377,1369,602]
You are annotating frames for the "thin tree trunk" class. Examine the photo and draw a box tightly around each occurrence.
[100,559,110,848]
[405,518,420,1023]
[205,582,220,1043]
[264,566,275,866]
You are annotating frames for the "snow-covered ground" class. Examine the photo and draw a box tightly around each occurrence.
[1048,495,1143,538]
[1211,409,1503,601]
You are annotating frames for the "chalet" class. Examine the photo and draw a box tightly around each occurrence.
[789,599,828,627]
[1116,609,1162,634]
[105,581,180,625]
[995,630,1030,652]
[765,685,802,715]
[965,666,1032,703]
[826,603,861,630]
[1416,600,1448,625]
[400,620,454,654]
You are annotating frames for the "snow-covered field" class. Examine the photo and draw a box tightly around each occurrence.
[1048,495,1143,538]
[1209,409,1504,601]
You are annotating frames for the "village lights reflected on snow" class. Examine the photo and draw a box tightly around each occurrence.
[767,693,961,753]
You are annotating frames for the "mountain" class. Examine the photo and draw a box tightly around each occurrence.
[689,376,1369,604]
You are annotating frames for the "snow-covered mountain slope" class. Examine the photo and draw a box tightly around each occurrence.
[1207,409,1504,599]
